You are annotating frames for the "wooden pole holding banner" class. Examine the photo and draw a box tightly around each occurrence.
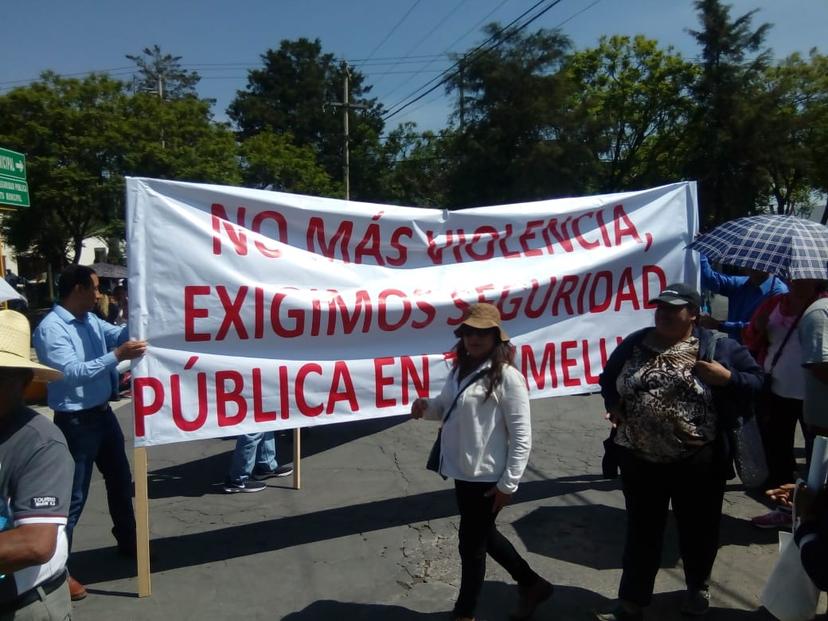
[293,428,301,490]
[133,446,152,597]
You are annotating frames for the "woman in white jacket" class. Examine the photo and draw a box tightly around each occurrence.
[411,303,553,621]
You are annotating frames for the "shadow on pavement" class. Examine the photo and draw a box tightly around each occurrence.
[146,416,406,499]
[512,504,778,570]
[71,477,617,585]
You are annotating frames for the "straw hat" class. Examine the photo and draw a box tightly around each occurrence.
[453,303,509,342]
[0,310,62,382]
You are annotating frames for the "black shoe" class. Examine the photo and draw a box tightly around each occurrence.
[251,464,294,480]
[680,588,710,616]
[223,478,267,493]
[594,605,643,621]
[511,578,554,620]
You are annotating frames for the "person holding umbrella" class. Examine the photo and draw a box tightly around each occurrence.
[689,214,828,530]
[697,253,787,343]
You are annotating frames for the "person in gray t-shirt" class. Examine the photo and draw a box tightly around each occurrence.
[0,309,74,618]
[800,296,828,435]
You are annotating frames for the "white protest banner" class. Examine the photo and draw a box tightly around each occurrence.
[127,178,698,447]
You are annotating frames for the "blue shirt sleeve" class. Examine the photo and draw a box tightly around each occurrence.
[700,254,742,296]
[34,317,118,389]
[94,314,128,348]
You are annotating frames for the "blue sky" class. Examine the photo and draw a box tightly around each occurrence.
[2,0,826,133]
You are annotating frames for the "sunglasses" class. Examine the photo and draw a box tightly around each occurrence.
[458,326,497,337]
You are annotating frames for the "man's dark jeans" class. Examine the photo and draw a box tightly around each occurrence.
[54,405,136,552]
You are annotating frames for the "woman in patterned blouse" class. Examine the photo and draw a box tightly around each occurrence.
[596,283,763,621]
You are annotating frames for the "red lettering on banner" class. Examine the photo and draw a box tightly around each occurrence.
[378,289,412,331]
[388,227,412,266]
[211,204,288,258]
[572,212,600,250]
[412,293,437,330]
[374,357,396,408]
[271,290,304,338]
[613,204,644,246]
[552,275,579,316]
[519,221,545,257]
[328,361,359,413]
[467,226,498,261]
[211,203,248,256]
[216,285,249,340]
[582,340,601,385]
[525,278,556,318]
[355,223,384,266]
[216,370,246,426]
[307,217,354,262]
[252,368,277,422]
[296,363,324,416]
[520,337,624,392]
[522,343,559,389]
[498,224,522,258]
[498,285,523,321]
[642,265,667,308]
[171,373,208,431]
[560,340,581,387]
[589,271,613,313]
[279,366,290,419]
[134,377,163,437]
[184,286,211,342]
[254,287,265,338]
[401,356,429,405]
[251,211,287,258]
[542,218,574,253]
[615,268,640,311]
[329,290,372,335]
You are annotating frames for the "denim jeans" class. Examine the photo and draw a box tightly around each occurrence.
[53,406,136,552]
[228,432,279,483]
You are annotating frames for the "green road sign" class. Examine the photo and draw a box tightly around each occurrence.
[0,177,30,207]
[0,148,26,182]
[0,147,29,208]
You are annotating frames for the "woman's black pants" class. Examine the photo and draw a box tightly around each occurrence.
[617,446,726,607]
[759,392,814,488]
[453,480,539,617]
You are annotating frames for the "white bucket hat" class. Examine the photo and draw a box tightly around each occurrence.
[0,310,62,382]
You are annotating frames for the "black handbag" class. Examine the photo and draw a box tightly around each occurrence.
[426,369,487,478]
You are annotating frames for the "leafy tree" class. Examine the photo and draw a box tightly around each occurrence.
[378,123,448,208]
[0,72,126,265]
[565,35,697,193]
[126,45,201,99]
[685,0,772,224]
[239,130,339,196]
[442,24,591,208]
[228,38,386,200]
[0,72,240,270]
[120,93,240,185]
[754,50,828,215]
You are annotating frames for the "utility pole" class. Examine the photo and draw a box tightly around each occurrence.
[155,73,166,150]
[458,57,466,130]
[327,63,368,200]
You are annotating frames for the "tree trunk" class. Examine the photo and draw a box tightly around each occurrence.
[821,195,828,226]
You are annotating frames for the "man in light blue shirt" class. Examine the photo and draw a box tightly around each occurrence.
[699,254,788,342]
[34,264,146,601]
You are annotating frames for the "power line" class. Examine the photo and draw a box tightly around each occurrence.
[382,0,566,122]
[362,0,424,63]
[377,0,515,104]
[370,0,470,93]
